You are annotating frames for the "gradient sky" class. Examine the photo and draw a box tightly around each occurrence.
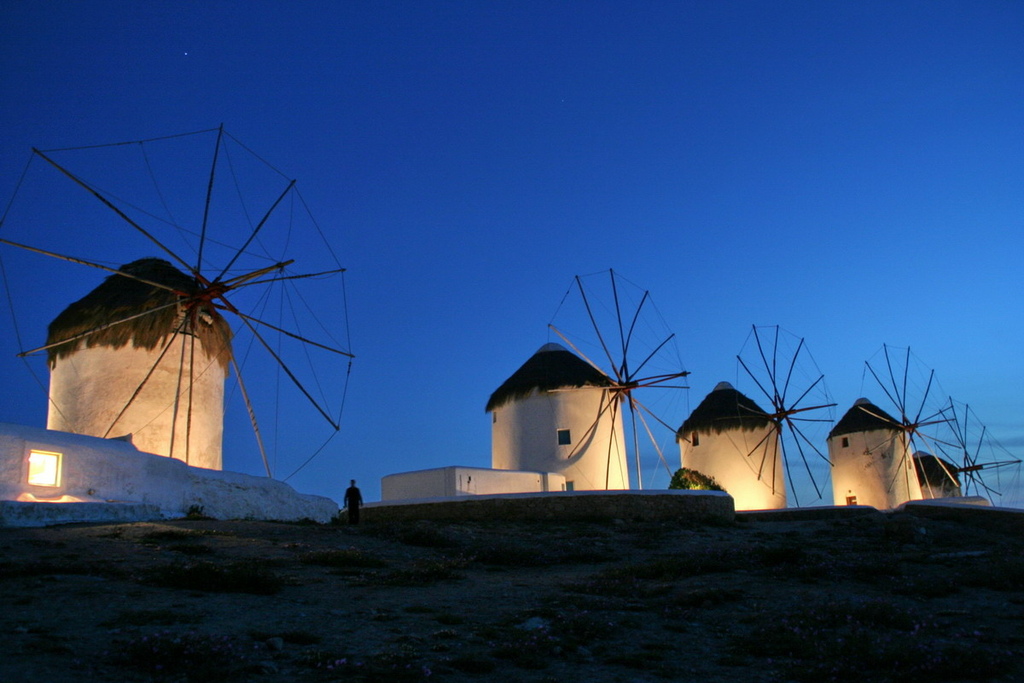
[2,1,1022,505]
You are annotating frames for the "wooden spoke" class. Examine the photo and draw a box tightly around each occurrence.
[575,275,621,383]
[736,326,836,505]
[549,270,689,489]
[30,148,195,274]
[2,127,353,483]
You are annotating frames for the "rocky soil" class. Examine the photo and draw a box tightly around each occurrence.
[1,506,1023,682]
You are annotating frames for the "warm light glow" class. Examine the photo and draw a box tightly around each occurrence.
[27,450,62,487]
[16,493,84,503]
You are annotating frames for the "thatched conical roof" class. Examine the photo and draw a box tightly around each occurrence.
[47,258,233,369]
[485,343,613,412]
[676,381,773,440]
[828,398,900,439]
[913,452,961,489]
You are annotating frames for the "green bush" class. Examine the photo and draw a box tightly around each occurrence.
[668,467,725,492]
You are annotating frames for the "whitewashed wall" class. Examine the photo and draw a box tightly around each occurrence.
[0,422,335,524]
[381,466,566,501]
[828,428,922,509]
[48,337,226,470]
[679,426,787,510]
[491,387,628,490]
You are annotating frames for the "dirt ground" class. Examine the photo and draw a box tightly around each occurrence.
[1,506,1023,682]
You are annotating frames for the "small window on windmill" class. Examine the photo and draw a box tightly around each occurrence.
[27,450,62,487]
[565,481,574,492]
[841,437,849,448]
[691,432,700,447]
[492,412,497,424]
[846,495,858,506]
[557,429,571,446]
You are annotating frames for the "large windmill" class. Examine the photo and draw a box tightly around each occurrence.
[679,326,836,509]
[541,269,690,490]
[0,127,353,484]
[734,325,837,505]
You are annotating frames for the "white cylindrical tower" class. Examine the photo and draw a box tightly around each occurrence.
[46,258,232,470]
[676,381,786,510]
[828,398,923,509]
[487,343,628,490]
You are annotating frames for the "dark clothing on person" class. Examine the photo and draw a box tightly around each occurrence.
[344,484,363,524]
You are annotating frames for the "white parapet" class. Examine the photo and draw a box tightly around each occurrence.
[381,465,567,501]
[0,422,337,526]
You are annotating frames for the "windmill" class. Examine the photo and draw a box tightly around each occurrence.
[542,269,690,490]
[0,127,353,485]
[677,380,783,510]
[729,325,836,507]
[828,396,922,509]
[942,399,1022,504]
[857,345,1021,505]
[855,345,964,506]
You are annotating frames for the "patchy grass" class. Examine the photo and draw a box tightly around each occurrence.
[168,543,214,556]
[111,631,252,681]
[298,548,388,569]
[465,535,610,568]
[139,529,212,543]
[786,550,903,584]
[668,586,745,609]
[434,612,465,626]
[565,573,674,600]
[485,608,616,670]
[367,522,461,549]
[137,528,220,556]
[735,597,1016,682]
[358,557,468,587]
[447,653,497,673]
[249,629,321,645]
[465,542,549,567]
[0,559,124,580]
[101,609,205,628]
[892,573,961,598]
[299,646,435,682]
[568,547,751,601]
[4,513,1024,682]
[145,560,284,595]
[955,553,1024,591]
[403,604,437,614]
[636,548,749,577]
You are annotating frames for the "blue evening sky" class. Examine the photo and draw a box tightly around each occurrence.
[1,1,1022,505]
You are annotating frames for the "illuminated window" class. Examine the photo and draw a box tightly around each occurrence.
[27,450,62,487]
[557,429,571,445]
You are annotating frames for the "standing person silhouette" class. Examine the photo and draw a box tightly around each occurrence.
[343,479,363,524]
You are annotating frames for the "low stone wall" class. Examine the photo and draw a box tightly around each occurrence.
[738,505,881,523]
[362,490,733,523]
